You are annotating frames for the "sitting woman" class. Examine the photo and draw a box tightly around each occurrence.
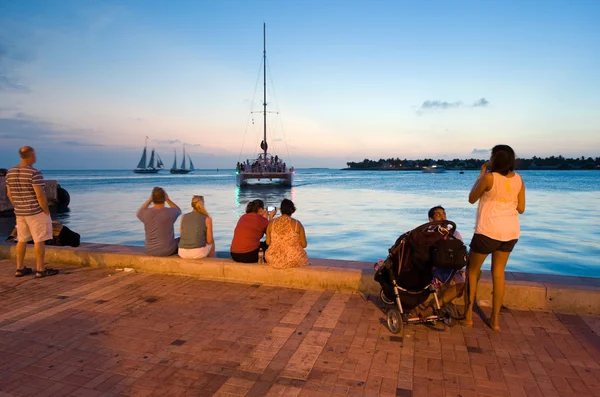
[230,199,276,263]
[178,195,215,259]
[265,199,308,269]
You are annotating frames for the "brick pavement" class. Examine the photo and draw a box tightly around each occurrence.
[0,259,599,397]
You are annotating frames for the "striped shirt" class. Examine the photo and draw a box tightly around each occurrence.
[6,166,45,216]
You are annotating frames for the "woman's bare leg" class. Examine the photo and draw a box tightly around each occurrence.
[464,252,488,325]
[490,250,511,331]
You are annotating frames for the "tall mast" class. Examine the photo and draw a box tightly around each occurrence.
[263,23,267,160]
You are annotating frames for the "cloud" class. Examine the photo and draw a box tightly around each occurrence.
[0,75,29,92]
[472,148,491,155]
[153,138,204,148]
[0,114,57,139]
[0,113,104,147]
[154,139,182,145]
[60,141,105,147]
[0,40,32,92]
[472,98,490,107]
[417,98,491,114]
[421,100,462,110]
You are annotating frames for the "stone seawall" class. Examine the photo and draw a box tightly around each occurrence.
[1,242,598,314]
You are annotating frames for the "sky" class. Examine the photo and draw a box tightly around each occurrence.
[1,0,599,169]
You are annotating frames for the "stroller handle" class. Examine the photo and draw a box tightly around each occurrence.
[413,220,457,235]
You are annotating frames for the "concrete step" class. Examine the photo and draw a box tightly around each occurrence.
[1,242,598,313]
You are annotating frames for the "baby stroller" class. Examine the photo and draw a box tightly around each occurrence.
[374,220,467,334]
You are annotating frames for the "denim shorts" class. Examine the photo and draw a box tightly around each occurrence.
[432,267,465,285]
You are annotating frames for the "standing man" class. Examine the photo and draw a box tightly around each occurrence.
[6,146,59,278]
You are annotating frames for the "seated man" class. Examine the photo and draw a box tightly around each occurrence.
[410,206,466,319]
[7,219,81,247]
[137,187,181,256]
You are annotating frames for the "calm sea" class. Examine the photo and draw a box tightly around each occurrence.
[40,169,600,278]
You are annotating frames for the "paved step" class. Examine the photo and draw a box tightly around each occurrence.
[1,242,599,313]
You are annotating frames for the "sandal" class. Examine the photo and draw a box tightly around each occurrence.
[15,267,33,277]
[36,268,59,278]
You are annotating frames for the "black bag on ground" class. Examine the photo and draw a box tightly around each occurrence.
[52,226,80,247]
[430,237,467,270]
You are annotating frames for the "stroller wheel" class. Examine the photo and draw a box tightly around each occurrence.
[444,303,459,327]
[386,308,403,334]
[380,289,394,305]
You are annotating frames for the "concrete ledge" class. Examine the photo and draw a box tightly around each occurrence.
[1,242,599,313]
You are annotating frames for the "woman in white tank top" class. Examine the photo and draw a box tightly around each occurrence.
[464,145,526,332]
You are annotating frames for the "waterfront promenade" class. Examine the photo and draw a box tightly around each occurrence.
[1,259,599,397]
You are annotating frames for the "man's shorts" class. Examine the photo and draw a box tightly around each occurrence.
[470,233,518,255]
[16,212,52,243]
[432,267,465,286]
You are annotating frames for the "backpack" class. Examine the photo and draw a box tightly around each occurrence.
[430,236,467,270]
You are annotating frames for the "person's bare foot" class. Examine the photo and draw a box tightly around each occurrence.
[488,318,500,332]
[462,312,473,327]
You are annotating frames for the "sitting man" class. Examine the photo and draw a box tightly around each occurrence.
[6,219,81,247]
[137,187,181,256]
[410,206,466,319]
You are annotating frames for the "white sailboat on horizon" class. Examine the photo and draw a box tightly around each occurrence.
[236,23,294,187]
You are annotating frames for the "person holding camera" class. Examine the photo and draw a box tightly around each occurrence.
[230,199,276,263]
[463,145,526,332]
[137,187,181,256]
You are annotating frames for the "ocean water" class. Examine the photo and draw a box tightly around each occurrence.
[40,169,600,278]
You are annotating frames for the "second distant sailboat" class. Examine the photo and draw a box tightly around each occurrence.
[170,147,195,174]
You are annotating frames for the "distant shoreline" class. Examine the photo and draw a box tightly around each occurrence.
[340,167,599,171]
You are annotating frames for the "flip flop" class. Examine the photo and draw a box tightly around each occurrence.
[35,268,59,278]
[15,267,33,277]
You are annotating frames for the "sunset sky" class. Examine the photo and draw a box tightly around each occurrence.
[1,0,599,169]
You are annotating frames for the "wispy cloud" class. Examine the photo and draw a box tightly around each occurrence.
[417,98,491,114]
[153,138,203,148]
[154,139,182,145]
[0,113,104,147]
[472,98,489,107]
[60,141,105,147]
[0,114,57,139]
[472,148,491,155]
[421,100,463,110]
[0,40,32,93]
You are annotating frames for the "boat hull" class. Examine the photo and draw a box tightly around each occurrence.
[170,169,192,174]
[422,167,446,173]
[133,168,161,174]
[236,171,293,187]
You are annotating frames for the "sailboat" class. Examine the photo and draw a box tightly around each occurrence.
[236,23,294,187]
[133,137,163,174]
[170,146,194,174]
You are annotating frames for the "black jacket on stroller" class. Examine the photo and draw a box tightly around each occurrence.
[375,220,467,311]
